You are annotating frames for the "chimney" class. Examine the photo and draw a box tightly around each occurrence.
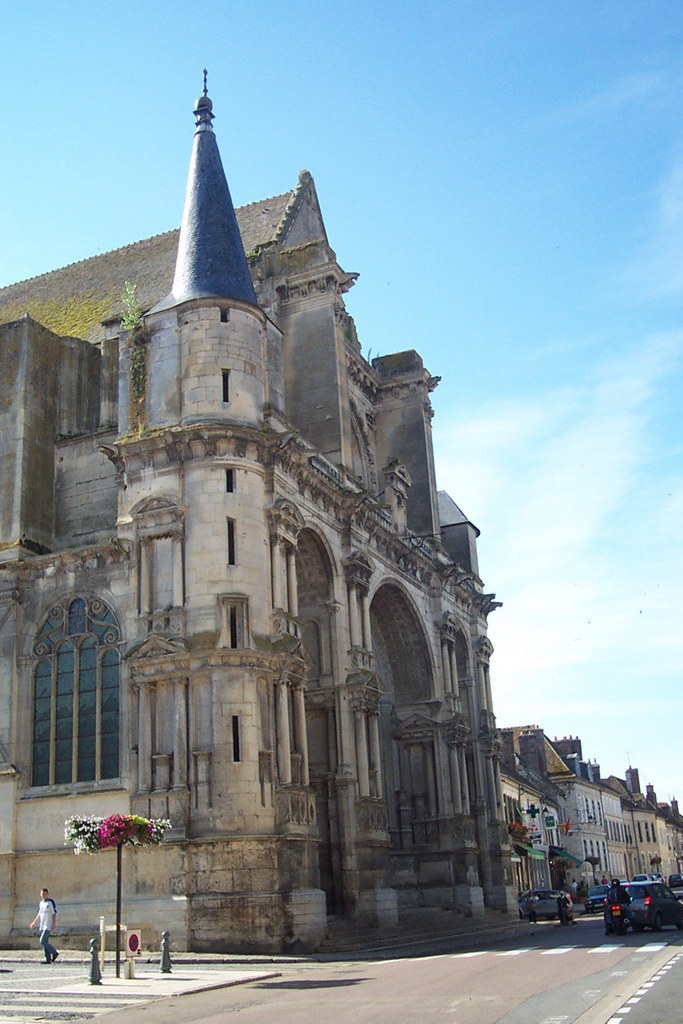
[499,730,516,773]
[646,784,657,806]
[553,735,583,760]
[625,767,641,796]
[518,728,547,777]
[672,798,679,818]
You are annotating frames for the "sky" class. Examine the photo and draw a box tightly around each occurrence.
[1,1,682,802]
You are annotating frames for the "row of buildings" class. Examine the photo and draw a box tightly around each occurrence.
[501,726,683,893]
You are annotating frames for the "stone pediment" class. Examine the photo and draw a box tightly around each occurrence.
[131,495,182,517]
[397,710,439,742]
[125,634,188,660]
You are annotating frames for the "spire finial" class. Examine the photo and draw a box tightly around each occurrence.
[194,69,214,130]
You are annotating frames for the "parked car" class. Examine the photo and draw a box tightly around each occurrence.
[623,882,683,931]
[631,873,659,882]
[518,889,564,920]
[668,873,683,889]
[583,884,609,914]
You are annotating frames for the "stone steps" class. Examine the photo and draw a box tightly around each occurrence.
[319,907,520,954]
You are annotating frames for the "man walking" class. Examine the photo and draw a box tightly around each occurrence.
[30,888,58,963]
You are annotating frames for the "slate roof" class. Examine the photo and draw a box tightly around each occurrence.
[159,91,256,309]
[437,490,470,527]
[0,184,296,344]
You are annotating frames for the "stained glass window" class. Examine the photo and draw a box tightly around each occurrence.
[32,598,120,787]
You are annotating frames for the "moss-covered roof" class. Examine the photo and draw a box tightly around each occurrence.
[0,186,297,344]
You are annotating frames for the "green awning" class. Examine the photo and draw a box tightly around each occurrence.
[549,846,584,867]
[515,843,546,861]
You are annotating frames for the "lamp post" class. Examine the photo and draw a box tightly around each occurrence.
[65,814,171,978]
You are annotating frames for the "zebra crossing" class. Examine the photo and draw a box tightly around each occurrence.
[450,941,669,960]
[375,939,673,967]
[0,988,144,1022]
[0,961,279,1023]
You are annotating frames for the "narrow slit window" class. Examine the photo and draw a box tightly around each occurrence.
[218,595,249,650]
[229,604,238,648]
[220,308,229,323]
[227,518,236,565]
[225,468,235,493]
[232,715,241,762]
[222,370,230,403]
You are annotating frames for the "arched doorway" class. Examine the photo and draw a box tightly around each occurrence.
[370,584,435,849]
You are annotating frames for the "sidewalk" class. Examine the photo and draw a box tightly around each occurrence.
[53,962,282,1001]
[0,955,283,1023]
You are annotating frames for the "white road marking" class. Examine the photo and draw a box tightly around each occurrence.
[540,946,577,955]
[590,945,623,953]
[634,943,667,952]
[496,948,532,956]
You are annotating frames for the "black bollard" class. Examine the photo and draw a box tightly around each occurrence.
[89,938,102,985]
[160,931,172,973]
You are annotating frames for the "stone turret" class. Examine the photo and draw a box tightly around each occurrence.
[119,79,283,434]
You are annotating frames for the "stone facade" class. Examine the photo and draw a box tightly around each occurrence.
[0,87,515,952]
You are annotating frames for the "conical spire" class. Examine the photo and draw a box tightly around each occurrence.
[168,73,257,306]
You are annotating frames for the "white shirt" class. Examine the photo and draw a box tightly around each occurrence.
[36,899,56,931]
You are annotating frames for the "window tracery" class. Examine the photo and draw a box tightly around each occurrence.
[32,597,120,787]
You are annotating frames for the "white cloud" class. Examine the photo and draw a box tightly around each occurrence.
[541,71,665,129]
[623,152,683,299]
[434,331,683,752]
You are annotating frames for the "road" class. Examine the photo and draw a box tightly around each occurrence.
[1,915,682,1024]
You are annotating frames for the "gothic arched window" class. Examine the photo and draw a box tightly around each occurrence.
[32,597,121,787]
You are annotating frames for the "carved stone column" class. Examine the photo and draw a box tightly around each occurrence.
[368,711,383,799]
[459,745,470,815]
[173,533,184,608]
[348,582,361,648]
[425,742,437,818]
[449,644,460,698]
[271,538,284,610]
[477,661,489,713]
[354,708,370,798]
[173,678,188,790]
[286,545,298,618]
[486,756,498,821]
[293,684,309,786]
[449,743,463,814]
[276,679,292,784]
[138,683,152,792]
[360,590,372,651]
[193,750,212,809]
[441,639,452,694]
[140,539,153,615]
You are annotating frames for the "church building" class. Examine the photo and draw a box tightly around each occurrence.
[0,84,514,952]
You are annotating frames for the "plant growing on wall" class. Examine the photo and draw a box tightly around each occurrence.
[120,281,148,431]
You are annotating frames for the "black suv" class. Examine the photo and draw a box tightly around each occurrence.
[624,882,683,931]
[668,873,683,889]
[584,884,609,914]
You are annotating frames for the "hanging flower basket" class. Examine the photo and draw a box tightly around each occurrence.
[65,813,170,855]
[64,812,170,979]
[508,821,531,843]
